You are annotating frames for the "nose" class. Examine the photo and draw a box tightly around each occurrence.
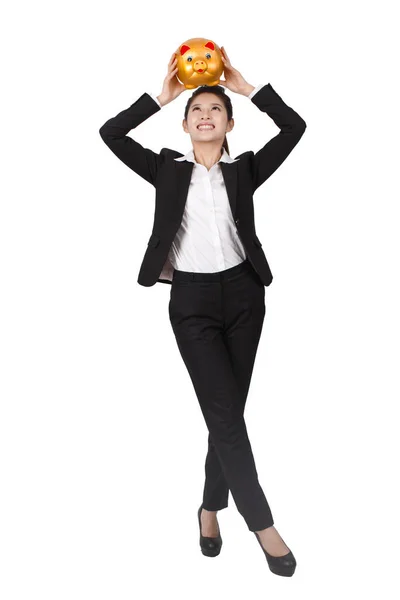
[194,60,206,72]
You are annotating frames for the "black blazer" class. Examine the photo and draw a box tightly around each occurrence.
[99,83,306,287]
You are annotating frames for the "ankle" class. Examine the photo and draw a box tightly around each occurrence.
[202,508,218,517]
[255,525,274,534]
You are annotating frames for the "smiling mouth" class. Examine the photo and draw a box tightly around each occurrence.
[197,125,215,130]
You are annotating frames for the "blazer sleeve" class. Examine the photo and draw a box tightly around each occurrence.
[248,84,307,192]
[99,92,165,186]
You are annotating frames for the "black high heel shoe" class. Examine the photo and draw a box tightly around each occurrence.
[198,504,223,557]
[253,530,296,577]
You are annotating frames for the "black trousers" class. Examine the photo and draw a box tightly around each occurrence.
[168,258,274,532]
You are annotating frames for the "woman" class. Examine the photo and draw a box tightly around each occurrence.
[99,47,306,577]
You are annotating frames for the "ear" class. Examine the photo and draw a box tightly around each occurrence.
[226,118,234,133]
[182,118,189,133]
[180,44,190,56]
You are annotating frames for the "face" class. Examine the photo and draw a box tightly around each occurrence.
[183,93,234,144]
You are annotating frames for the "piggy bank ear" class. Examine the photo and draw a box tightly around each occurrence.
[204,41,215,51]
[180,44,190,55]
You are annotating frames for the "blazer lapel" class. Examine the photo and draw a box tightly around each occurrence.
[220,161,238,218]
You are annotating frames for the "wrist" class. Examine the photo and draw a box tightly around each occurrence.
[239,83,255,96]
[157,94,169,107]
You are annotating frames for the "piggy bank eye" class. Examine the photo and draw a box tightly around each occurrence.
[187,56,192,62]
[205,53,211,59]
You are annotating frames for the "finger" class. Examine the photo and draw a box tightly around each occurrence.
[222,49,231,65]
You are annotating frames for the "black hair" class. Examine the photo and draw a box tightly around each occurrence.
[183,85,233,155]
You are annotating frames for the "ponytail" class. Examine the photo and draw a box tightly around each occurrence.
[222,134,230,155]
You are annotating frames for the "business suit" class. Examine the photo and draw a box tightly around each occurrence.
[99,83,306,288]
[99,83,306,532]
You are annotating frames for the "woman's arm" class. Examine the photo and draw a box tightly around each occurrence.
[99,53,185,186]
[99,93,164,186]
[249,83,307,192]
[219,47,306,192]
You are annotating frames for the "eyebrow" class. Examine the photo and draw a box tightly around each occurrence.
[191,102,223,108]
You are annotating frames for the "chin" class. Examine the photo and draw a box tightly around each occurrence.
[194,131,220,139]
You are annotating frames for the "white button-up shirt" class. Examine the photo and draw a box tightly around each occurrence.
[148,84,265,274]
[168,146,246,272]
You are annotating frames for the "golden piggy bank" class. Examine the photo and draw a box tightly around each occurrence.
[175,38,223,89]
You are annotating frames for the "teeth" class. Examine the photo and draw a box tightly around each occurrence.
[198,125,214,130]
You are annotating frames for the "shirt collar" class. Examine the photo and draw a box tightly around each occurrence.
[174,146,239,164]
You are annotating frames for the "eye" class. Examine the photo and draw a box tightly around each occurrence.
[192,106,221,111]
[205,53,211,59]
[187,56,192,62]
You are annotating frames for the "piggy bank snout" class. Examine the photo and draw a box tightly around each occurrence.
[194,60,207,73]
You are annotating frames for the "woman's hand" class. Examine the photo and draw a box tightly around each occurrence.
[157,53,186,106]
[219,46,254,95]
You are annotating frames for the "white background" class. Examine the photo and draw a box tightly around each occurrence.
[1,1,399,598]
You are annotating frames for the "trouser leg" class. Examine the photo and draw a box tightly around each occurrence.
[169,269,273,531]
[203,268,266,513]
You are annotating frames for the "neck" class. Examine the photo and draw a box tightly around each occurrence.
[192,143,224,170]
